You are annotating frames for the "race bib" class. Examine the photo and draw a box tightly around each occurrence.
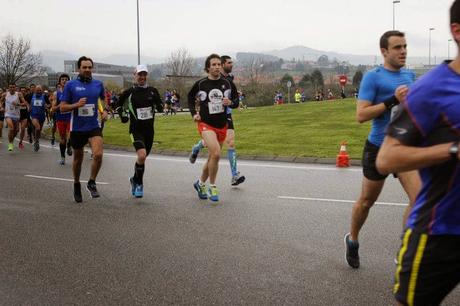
[33,99,43,107]
[7,104,17,112]
[78,104,95,117]
[208,100,224,114]
[137,107,153,120]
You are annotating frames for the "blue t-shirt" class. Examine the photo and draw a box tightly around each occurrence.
[358,66,415,147]
[55,89,71,122]
[387,62,460,235]
[61,78,105,132]
[30,93,47,119]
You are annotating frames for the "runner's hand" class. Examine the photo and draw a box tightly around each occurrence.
[101,110,108,122]
[77,97,87,108]
[222,97,231,106]
[395,85,409,103]
[193,114,201,122]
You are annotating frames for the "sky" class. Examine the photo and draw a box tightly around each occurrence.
[0,0,457,62]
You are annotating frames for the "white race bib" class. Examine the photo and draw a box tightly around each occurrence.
[7,104,17,112]
[78,104,95,117]
[136,107,153,120]
[208,101,224,114]
[33,99,43,107]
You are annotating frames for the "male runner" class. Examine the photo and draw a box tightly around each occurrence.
[29,85,50,152]
[188,54,239,202]
[344,31,421,269]
[60,56,107,203]
[18,86,31,149]
[52,74,72,164]
[0,88,4,138]
[376,2,460,304]
[0,84,28,151]
[117,64,163,198]
[189,55,245,186]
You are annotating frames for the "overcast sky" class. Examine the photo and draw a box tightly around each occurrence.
[0,0,457,61]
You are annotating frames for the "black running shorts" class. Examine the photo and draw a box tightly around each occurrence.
[362,140,388,181]
[70,128,103,150]
[394,229,460,306]
[131,128,154,155]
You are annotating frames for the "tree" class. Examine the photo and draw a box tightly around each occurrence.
[0,35,43,87]
[166,48,195,77]
[311,69,324,90]
[298,73,311,87]
[352,70,364,86]
[317,55,329,66]
[280,73,294,86]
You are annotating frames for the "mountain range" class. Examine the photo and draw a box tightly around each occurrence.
[41,45,431,72]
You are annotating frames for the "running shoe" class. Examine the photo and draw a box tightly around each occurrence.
[18,142,24,150]
[208,185,219,202]
[193,180,207,200]
[231,172,246,186]
[74,182,82,203]
[189,147,199,164]
[28,136,32,144]
[344,233,360,269]
[86,181,100,198]
[59,157,65,165]
[66,145,73,156]
[33,141,39,152]
[7,143,13,151]
[134,184,144,198]
[51,138,55,146]
[129,176,136,196]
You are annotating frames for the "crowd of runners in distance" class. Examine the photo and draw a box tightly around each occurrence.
[1,1,460,303]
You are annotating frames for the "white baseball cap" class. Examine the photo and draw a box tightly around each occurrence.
[135,64,148,74]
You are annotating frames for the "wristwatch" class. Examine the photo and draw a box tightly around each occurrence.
[449,141,459,160]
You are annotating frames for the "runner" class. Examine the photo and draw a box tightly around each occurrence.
[344,31,421,269]
[18,86,31,149]
[188,54,239,202]
[60,56,107,203]
[0,84,28,151]
[0,88,4,138]
[28,85,50,152]
[376,2,460,303]
[116,64,163,198]
[189,55,245,186]
[52,74,72,164]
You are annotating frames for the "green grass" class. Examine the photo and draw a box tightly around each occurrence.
[101,98,371,159]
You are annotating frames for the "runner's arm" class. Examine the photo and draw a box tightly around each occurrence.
[228,81,239,109]
[152,88,164,113]
[188,82,199,117]
[0,93,5,111]
[18,93,28,107]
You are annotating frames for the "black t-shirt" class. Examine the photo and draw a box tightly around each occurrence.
[118,86,163,133]
[187,77,238,128]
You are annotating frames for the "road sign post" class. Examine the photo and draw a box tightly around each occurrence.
[287,81,292,104]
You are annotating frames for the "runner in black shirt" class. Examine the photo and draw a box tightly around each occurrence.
[117,64,163,198]
[188,54,239,202]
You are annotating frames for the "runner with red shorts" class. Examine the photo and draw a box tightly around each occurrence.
[52,74,72,165]
[188,54,239,202]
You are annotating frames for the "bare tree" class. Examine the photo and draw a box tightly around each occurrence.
[0,35,43,87]
[166,48,194,77]
[246,56,264,85]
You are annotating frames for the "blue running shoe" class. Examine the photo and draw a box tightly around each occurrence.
[208,185,219,202]
[129,177,135,196]
[134,184,143,198]
[193,180,207,199]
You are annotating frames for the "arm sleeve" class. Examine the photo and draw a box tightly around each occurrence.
[117,88,131,108]
[357,72,376,103]
[188,82,199,116]
[152,88,164,113]
[228,81,239,109]
[99,83,105,101]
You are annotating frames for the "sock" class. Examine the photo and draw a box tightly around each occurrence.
[134,163,145,185]
[193,140,204,153]
[59,143,66,158]
[198,179,205,186]
[227,148,238,177]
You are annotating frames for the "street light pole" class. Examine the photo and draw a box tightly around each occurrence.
[136,0,141,65]
[428,28,435,66]
[448,38,453,60]
[392,1,400,30]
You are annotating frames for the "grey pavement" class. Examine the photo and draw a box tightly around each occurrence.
[0,136,458,305]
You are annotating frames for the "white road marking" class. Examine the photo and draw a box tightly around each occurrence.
[25,175,109,185]
[278,196,407,207]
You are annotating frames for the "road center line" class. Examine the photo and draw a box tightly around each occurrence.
[278,196,407,207]
[25,175,109,185]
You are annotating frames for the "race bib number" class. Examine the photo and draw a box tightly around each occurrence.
[33,99,43,107]
[137,107,153,120]
[78,104,95,117]
[7,104,17,112]
[208,101,224,114]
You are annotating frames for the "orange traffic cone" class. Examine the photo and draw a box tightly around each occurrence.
[336,141,350,167]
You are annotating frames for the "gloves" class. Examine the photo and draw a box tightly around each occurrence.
[383,95,399,110]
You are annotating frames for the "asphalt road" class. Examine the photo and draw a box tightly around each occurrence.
[0,136,458,305]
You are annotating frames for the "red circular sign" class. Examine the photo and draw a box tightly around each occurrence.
[339,75,347,86]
